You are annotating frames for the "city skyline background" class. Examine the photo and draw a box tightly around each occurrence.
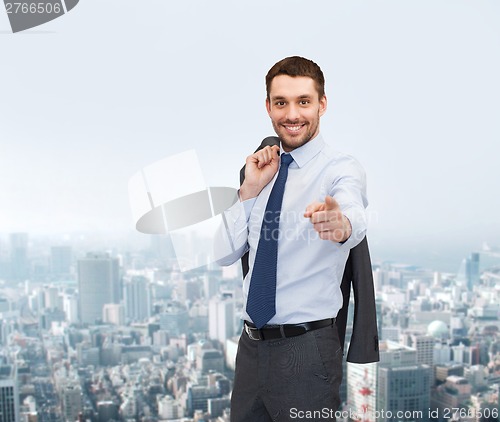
[1,1,499,272]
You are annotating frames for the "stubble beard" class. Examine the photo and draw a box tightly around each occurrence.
[272,114,320,152]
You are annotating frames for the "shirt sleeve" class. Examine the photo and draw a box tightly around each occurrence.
[213,193,256,266]
[329,157,368,250]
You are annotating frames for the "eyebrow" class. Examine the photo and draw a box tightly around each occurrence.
[271,94,312,101]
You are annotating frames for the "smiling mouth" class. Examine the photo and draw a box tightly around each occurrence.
[283,124,305,132]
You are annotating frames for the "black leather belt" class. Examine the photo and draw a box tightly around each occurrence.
[244,318,335,341]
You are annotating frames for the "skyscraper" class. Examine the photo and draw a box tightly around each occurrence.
[376,341,431,422]
[60,383,82,422]
[401,332,435,367]
[208,296,235,344]
[78,253,120,325]
[43,285,62,310]
[9,232,28,282]
[0,365,20,422]
[50,245,72,280]
[457,252,480,291]
[347,362,377,419]
[159,301,189,337]
[466,252,480,291]
[124,275,151,322]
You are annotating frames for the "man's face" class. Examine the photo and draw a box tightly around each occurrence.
[266,75,327,152]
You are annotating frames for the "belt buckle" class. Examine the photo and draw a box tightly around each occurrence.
[245,323,262,341]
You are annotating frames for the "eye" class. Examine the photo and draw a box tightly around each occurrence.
[299,100,310,106]
[275,101,286,107]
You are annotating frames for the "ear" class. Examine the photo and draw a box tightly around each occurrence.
[265,97,272,115]
[319,95,327,117]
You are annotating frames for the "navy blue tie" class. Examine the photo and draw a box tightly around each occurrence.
[246,153,294,328]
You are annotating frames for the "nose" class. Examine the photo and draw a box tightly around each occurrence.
[286,104,300,122]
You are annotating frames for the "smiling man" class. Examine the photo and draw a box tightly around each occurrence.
[217,56,368,421]
[265,68,325,152]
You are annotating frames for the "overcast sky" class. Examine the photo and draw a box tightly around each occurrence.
[1,0,499,271]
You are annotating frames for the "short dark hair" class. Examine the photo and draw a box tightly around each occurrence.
[265,56,325,100]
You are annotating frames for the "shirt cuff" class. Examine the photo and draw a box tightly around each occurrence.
[241,196,257,222]
[339,207,367,250]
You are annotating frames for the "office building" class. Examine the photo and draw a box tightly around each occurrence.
[61,383,82,422]
[376,341,431,422]
[209,296,235,344]
[208,397,231,418]
[401,333,435,366]
[42,285,63,311]
[346,362,377,419]
[186,384,220,416]
[97,401,119,422]
[157,395,184,419]
[62,292,79,324]
[102,303,125,326]
[0,365,20,422]
[457,252,480,291]
[50,245,72,280]
[435,363,464,384]
[123,275,151,322]
[431,376,472,418]
[9,232,28,282]
[0,297,9,313]
[159,301,189,337]
[197,349,224,374]
[225,337,238,371]
[377,365,431,421]
[466,252,480,291]
[78,253,120,324]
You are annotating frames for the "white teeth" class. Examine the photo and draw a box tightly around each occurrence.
[286,126,302,131]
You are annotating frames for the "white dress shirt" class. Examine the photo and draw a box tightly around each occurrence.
[216,134,368,324]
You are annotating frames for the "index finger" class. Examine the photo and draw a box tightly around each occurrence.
[303,201,324,218]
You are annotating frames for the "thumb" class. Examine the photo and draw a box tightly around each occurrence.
[325,195,340,211]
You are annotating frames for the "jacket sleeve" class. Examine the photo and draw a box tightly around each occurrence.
[343,236,380,363]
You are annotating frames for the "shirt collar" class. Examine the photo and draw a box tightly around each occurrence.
[281,133,325,168]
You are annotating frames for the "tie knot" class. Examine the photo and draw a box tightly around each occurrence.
[280,153,293,167]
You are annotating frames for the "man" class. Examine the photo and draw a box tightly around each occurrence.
[217,56,368,421]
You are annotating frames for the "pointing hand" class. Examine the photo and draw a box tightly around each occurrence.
[304,196,352,243]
